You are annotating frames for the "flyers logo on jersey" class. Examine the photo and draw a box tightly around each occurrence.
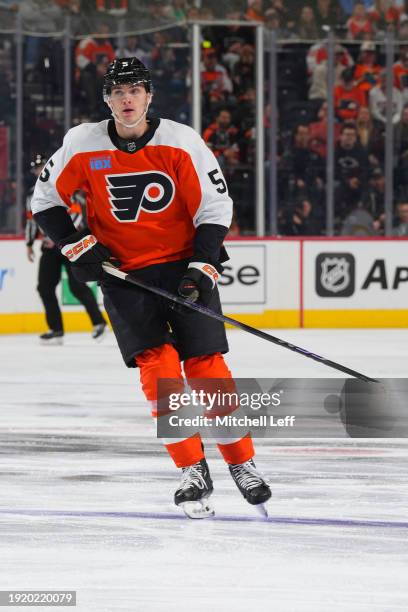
[106,171,175,223]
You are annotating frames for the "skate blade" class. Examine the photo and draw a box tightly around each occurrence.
[40,338,63,346]
[180,500,215,519]
[254,503,269,518]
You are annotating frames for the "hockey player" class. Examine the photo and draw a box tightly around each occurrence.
[26,154,107,344]
[30,57,271,518]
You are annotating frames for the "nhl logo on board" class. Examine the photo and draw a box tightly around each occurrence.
[315,253,355,297]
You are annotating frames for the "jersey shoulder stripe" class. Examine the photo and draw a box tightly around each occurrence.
[63,120,114,154]
[151,119,203,151]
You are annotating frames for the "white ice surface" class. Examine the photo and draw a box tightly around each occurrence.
[0,329,407,612]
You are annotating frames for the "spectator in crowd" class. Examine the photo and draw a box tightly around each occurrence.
[19,0,63,70]
[395,104,408,184]
[267,0,298,30]
[245,0,265,22]
[199,6,216,21]
[214,10,255,60]
[91,55,111,118]
[280,123,325,206]
[346,1,374,39]
[203,109,240,169]
[395,103,408,153]
[96,0,127,15]
[398,13,408,39]
[209,11,255,74]
[297,5,319,38]
[122,36,150,67]
[393,44,408,91]
[200,48,233,116]
[308,101,341,157]
[307,41,353,77]
[308,43,353,101]
[355,105,383,164]
[334,67,366,121]
[335,173,366,223]
[186,6,200,20]
[354,41,381,98]
[150,31,177,82]
[392,199,408,234]
[279,198,321,235]
[221,41,244,74]
[167,0,188,21]
[0,0,20,10]
[369,68,403,125]
[367,0,404,30]
[339,0,364,17]
[54,0,80,13]
[313,0,345,32]
[335,122,370,188]
[232,44,255,97]
[264,7,297,37]
[234,86,256,161]
[340,206,376,235]
[146,1,172,24]
[363,166,386,220]
[75,22,115,116]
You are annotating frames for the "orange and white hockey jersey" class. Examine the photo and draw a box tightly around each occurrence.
[31,119,233,271]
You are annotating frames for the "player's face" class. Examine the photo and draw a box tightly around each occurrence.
[109,83,150,124]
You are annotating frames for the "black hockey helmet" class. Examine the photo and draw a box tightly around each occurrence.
[103,57,152,101]
[30,153,47,169]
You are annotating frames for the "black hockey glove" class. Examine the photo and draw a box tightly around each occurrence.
[59,228,112,282]
[177,262,220,308]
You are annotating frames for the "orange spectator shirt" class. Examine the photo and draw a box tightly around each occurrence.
[354,63,381,95]
[334,85,366,120]
[393,61,408,90]
[75,38,116,69]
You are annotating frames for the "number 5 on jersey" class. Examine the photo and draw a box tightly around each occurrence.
[208,168,227,194]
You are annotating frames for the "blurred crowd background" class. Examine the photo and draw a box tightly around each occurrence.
[2,0,408,237]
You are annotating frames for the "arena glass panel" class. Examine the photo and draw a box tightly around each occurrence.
[196,24,257,236]
[274,41,327,237]
[71,20,190,130]
[0,30,16,235]
[21,30,66,234]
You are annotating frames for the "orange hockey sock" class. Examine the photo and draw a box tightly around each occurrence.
[217,434,254,465]
[135,343,204,468]
[164,433,204,468]
[184,353,255,464]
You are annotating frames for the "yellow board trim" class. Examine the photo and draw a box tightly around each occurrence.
[0,310,300,334]
[1,309,408,334]
[0,312,106,334]
[224,310,300,329]
[304,309,408,328]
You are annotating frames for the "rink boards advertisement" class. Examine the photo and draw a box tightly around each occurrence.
[0,237,408,333]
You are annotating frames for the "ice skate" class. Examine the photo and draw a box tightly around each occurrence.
[174,458,214,519]
[92,322,107,342]
[229,459,271,516]
[39,330,64,346]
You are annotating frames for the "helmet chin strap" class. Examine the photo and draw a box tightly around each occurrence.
[107,98,151,130]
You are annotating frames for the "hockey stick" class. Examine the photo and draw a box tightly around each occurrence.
[102,262,379,383]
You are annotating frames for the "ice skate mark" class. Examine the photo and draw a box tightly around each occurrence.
[273,448,388,455]
[0,509,407,529]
